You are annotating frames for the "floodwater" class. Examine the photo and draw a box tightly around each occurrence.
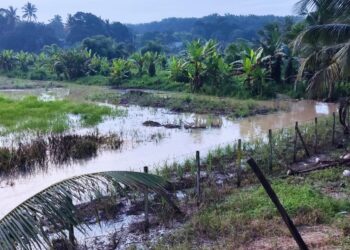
[0,88,337,218]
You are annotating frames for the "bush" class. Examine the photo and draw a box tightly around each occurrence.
[29,68,49,80]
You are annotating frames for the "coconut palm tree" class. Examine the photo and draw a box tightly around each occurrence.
[293,0,350,100]
[22,2,37,22]
[6,6,19,26]
[0,171,179,249]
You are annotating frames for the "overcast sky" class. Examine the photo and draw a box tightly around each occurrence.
[2,0,298,24]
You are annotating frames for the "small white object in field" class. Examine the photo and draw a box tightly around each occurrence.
[342,153,350,160]
[343,170,350,177]
[315,157,320,163]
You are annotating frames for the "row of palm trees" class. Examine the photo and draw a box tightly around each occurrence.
[0,2,37,23]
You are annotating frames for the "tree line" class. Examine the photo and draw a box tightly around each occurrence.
[0,0,349,100]
[0,3,133,52]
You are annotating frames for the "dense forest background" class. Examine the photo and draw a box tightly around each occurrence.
[0,6,294,53]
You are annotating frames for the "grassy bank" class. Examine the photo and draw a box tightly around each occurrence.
[0,95,120,134]
[92,90,281,118]
[154,171,350,249]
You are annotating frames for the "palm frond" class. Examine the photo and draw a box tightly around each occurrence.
[306,62,340,99]
[0,171,177,249]
[294,24,350,49]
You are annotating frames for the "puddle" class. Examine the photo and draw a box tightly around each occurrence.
[0,87,70,100]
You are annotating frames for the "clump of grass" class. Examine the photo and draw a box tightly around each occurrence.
[0,139,47,177]
[0,96,121,134]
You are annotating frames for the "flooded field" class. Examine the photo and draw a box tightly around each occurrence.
[0,87,338,218]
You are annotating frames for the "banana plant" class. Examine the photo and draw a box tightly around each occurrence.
[110,58,133,85]
[130,52,145,76]
[0,50,17,72]
[233,47,267,96]
[16,51,34,72]
[185,39,217,92]
[169,56,188,82]
[144,51,159,77]
[0,171,179,249]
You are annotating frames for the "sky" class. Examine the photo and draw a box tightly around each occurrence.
[2,0,297,24]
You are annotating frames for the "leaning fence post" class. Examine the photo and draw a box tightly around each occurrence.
[144,166,149,231]
[293,122,298,162]
[314,117,318,154]
[268,129,273,172]
[237,139,242,188]
[247,158,309,250]
[332,112,336,145]
[196,151,201,206]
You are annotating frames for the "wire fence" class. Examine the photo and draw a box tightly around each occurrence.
[149,111,348,177]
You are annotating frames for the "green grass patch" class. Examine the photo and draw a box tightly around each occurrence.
[74,75,110,86]
[188,180,349,240]
[228,181,350,220]
[0,96,120,134]
[119,71,190,92]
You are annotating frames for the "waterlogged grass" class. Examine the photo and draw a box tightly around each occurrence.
[0,96,120,134]
[92,91,277,118]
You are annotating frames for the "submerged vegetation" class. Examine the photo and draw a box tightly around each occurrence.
[0,95,120,134]
[0,132,123,178]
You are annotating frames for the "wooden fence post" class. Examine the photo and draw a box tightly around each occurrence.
[196,151,201,206]
[296,124,310,157]
[144,166,149,231]
[314,117,318,154]
[237,139,242,188]
[67,194,75,247]
[247,158,309,250]
[293,122,298,162]
[332,112,336,145]
[268,129,273,172]
[346,106,350,133]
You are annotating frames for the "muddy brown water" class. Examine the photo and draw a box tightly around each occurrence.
[0,88,337,218]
